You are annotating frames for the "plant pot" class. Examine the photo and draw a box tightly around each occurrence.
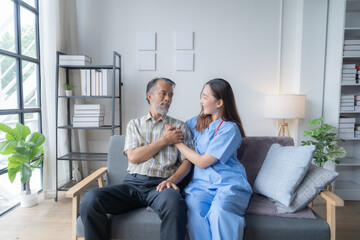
[19,191,38,208]
[65,90,73,96]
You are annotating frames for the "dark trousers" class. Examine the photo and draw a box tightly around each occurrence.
[80,173,188,240]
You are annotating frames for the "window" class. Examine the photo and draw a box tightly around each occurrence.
[0,0,41,215]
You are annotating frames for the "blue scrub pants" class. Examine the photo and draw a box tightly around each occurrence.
[80,173,187,240]
[185,185,251,240]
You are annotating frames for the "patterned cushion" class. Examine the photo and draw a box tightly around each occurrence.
[253,144,315,206]
[275,164,339,213]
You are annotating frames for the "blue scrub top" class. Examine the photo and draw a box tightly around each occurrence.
[185,116,252,191]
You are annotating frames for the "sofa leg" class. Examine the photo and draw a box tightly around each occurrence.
[327,201,336,240]
[72,195,80,240]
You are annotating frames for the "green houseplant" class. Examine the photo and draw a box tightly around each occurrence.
[301,117,346,167]
[0,122,45,206]
[65,83,75,96]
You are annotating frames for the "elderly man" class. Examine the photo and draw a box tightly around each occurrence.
[80,77,193,240]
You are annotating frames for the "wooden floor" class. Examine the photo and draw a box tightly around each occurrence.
[0,193,359,240]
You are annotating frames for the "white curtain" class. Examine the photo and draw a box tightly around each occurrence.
[39,0,89,199]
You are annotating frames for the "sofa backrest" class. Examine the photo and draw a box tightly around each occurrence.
[237,136,294,188]
[107,135,128,186]
[106,135,294,187]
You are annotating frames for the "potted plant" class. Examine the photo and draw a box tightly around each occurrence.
[0,123,45,207]
[65,83,75,96]
[301,117,346,167]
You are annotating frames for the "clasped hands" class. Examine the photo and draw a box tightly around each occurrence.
[162,124,183,145]
[156,124,183,192]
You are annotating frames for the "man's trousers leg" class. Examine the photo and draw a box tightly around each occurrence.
[80,183,144,240]
[147,188,188,240]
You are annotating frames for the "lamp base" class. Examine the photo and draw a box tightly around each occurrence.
[277,122,290,137]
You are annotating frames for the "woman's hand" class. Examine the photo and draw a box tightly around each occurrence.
[156,179,180,192]
[162,124,183,145]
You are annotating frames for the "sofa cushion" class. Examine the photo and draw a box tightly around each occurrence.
[275,164,339,213]
[253,144,315,206]
[244,211,330,240]
[237,137,295,188]
[246,193,315,219]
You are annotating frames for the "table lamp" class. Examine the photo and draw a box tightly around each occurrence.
[264,94,306,136]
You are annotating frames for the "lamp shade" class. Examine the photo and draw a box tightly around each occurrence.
[264,94,306,119]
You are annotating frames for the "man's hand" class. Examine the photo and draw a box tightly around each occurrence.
[156,179,180,192]
[162,124,183,145]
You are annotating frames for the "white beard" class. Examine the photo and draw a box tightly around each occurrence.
[152,102,169,116]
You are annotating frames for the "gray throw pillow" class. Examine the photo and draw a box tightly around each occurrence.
[275,164,339,213]
[254,143,315,207]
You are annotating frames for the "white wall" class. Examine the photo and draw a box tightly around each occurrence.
[75,0,281,130]
[57,0,333,170]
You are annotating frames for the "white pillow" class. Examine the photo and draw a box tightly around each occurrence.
[253,144,315,207]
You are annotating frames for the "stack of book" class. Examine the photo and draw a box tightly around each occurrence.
[339,117,356,139]
[343,39,360,57]
[59,55,92,66]
[355,125,360,138]
[73,104,104,127]
[80,69,114,96]
[340,94,356,111]
[342,64,357,84]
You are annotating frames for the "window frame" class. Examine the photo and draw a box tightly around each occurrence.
[0,0,42,187]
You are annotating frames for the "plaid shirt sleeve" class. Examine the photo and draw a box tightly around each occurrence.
[123,120,140,156]
[178,123,194,161]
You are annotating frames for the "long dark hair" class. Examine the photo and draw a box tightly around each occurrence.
[195,78,246,137]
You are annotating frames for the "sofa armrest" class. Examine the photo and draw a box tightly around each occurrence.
[65,167,107,240]
[319,190,344,240]
[66,167,107,198]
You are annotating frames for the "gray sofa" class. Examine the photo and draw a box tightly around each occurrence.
[66,135,343,240]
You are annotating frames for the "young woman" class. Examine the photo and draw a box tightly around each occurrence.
[173,78,252,240]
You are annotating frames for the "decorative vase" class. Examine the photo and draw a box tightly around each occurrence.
[19,191,38,208]
[65,90,73,96]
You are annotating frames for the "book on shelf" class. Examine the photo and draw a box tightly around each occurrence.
[343,63,356,68]
[342,73,357,78]
[340,102,355,107]
[73,116,104,122]
[342,68,357,74]
[355,131,360,138]
[340,106,355,111]
[59,60,91,66]
[339,123,355,129]
[74,104,104,110]
[344,45,360,51]
[339,128,355,133]
[338,132,355,139]
[341,80,356,84]
[356,125,360,131]
[101,69,114,96]
[344,39,360,45]
[59,55,92,62]
[80,69,118,97]
[343,50,360,57]
[339,117,356,123]
[73,110,105,116]
[73,121,104,127]
[340,99,355,103]
[341,94,356,100]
